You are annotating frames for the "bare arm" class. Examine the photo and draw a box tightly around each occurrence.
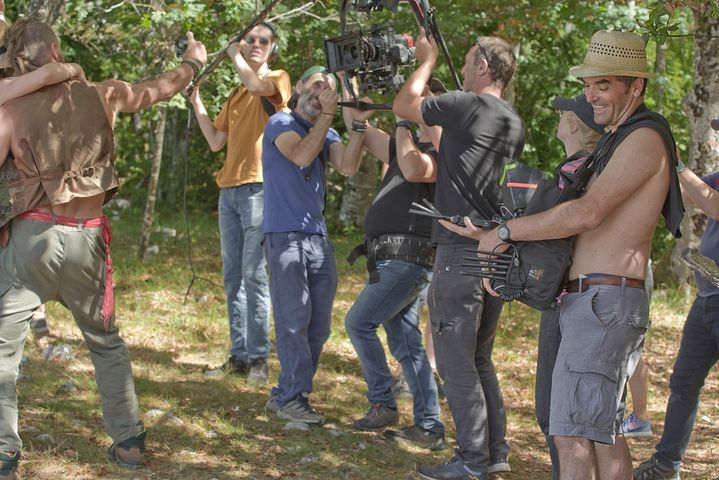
[227,43,279,99]
[188,87,228,152]
[95,32,207,126]
[0,63,85,106]
[339,89,388,163]
[679,168,719,220]
[393,27,437,124]
[396,124,436,182]
[328,128,366,176]
[0,108,10,169]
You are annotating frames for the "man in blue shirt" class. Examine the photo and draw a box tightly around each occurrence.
[261,66,370,424]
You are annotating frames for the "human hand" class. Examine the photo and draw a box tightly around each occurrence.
[351,96,374,122]
[319,87,339,116]
[415,27,438,65]
[67,63,86,81]
[182,31,207,65]
[227,42,241,60]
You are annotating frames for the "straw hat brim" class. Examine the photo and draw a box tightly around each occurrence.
[569,64,655,80]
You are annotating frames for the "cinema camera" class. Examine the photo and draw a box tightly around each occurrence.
[324,0,415,93]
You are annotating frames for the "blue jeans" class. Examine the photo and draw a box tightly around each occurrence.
[264,232,338,404]
[345,260,443,433]
[654,294,719,469]
[218,184,271,362]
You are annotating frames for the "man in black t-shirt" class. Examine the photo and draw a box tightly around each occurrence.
[394,29,525,480]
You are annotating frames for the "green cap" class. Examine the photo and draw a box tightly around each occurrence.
[300,65,337,87]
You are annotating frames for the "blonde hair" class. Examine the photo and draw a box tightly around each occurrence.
[564,111,602,153]
[6,17,59,75]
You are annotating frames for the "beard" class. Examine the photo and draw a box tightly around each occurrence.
[298,90,321,119]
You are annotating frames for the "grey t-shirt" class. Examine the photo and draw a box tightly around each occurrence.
[422,91,525,244]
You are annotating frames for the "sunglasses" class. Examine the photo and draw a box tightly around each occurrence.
[245,35,271,47]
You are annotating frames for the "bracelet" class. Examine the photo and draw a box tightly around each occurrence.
[676,159,687,173]
[351,120,368,133]
[321,111,335,117]
[181,58,203,77]
[395,120,413,130]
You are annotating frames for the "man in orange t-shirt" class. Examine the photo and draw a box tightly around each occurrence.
[189,22,291,384]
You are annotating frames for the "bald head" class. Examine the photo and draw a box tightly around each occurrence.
[6,17,62,75]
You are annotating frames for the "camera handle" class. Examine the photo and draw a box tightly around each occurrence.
[337,100,393,111]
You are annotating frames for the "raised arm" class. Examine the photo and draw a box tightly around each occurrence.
[395,120,436,182]
[227,42,279,100]
[0,62,85,106]
[393,27,437,124]
[339,86,388,163]
[96,32,207,126]
[187,86,227,152]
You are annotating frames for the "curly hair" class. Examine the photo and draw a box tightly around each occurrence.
[5,17,59,75]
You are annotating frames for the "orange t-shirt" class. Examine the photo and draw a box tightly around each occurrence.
[213,69,292,188]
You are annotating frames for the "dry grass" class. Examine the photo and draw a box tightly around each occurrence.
[13,212,719,479]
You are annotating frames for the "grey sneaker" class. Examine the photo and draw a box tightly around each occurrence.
[488,459,511,474]
[247,359,268,385]
[265,396,281,413]
[0,451,19,480]
[277,393,325,425]
[634,457,680,480]
[351,402,399,431]
[108,431,146,470]
[417,456,487,480]
[385,425,446,450]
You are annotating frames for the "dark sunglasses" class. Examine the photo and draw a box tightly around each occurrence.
[245,35,271,47]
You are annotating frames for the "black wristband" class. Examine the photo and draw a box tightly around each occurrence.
[351,120,368,133]
[395,120,413,130]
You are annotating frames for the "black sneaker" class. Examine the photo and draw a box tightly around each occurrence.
[351,402,399,431]
[634,456,680,480]
[220,356,249,375]
[247,359,268,385]
[108,431,146,470]
[0,451,19,480]
[385,425,446,450]
[30,313,50,338]
[417,456,487,480]
[277,393,325,425]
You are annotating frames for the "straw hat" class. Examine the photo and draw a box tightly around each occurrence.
[570,30,654,79]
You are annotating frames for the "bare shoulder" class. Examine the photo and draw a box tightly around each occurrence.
[611,127,667,166]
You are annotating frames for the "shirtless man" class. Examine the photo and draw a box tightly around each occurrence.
[443,30,683,479]
[0,17,206,478]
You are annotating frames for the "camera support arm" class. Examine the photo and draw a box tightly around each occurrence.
[187,0,282,94]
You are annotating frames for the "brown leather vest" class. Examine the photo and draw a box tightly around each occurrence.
[0,80,117,227]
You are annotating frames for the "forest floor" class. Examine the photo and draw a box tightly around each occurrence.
[13,210,719,479]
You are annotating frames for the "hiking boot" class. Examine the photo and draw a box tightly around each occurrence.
[351,403,399,431]
[0,451,19,480]
[30,310,50,339]
[108,431,146,470]
[417,456,487,480]
[488,458,511,474]
[277,393,325,425]
[634,457,680,480]
[385,425,446,450]
[391,374,413,401]
[220,356,249,375]
[622,412,652,438]
[247,359,269,385]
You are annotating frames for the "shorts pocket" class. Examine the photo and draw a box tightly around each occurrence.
[589,286,619,327]
[566,359,620,429]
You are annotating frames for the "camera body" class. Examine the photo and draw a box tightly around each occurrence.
[324,24,415,92]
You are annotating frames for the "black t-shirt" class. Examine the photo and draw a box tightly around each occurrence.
[422,91,525,244]
[364,137,435,240]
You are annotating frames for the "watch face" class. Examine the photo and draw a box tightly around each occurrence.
[498,225,510,241]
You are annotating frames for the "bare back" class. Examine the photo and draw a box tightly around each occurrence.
[570,127,670,280]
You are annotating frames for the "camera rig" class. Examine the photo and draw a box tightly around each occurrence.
[326,0,461,103]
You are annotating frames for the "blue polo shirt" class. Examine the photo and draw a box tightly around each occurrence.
[261,111,341,235]
[697,172,719,297]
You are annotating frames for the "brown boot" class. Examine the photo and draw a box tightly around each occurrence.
[108,431,146,470]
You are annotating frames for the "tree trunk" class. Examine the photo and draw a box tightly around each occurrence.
[138,106,168,260]
[654,42,667,114]
[339,151,379,229]
[670,1,719,284]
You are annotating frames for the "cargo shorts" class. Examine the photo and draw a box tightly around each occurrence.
[549,284,650,444]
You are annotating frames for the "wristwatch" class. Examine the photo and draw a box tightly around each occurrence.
[497,221,512,242]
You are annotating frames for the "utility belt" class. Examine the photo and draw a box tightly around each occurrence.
[347,234,436,283]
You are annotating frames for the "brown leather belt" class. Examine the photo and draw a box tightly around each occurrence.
[566,273,645,293]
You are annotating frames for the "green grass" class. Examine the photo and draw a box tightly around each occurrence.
[15,208,719,479]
